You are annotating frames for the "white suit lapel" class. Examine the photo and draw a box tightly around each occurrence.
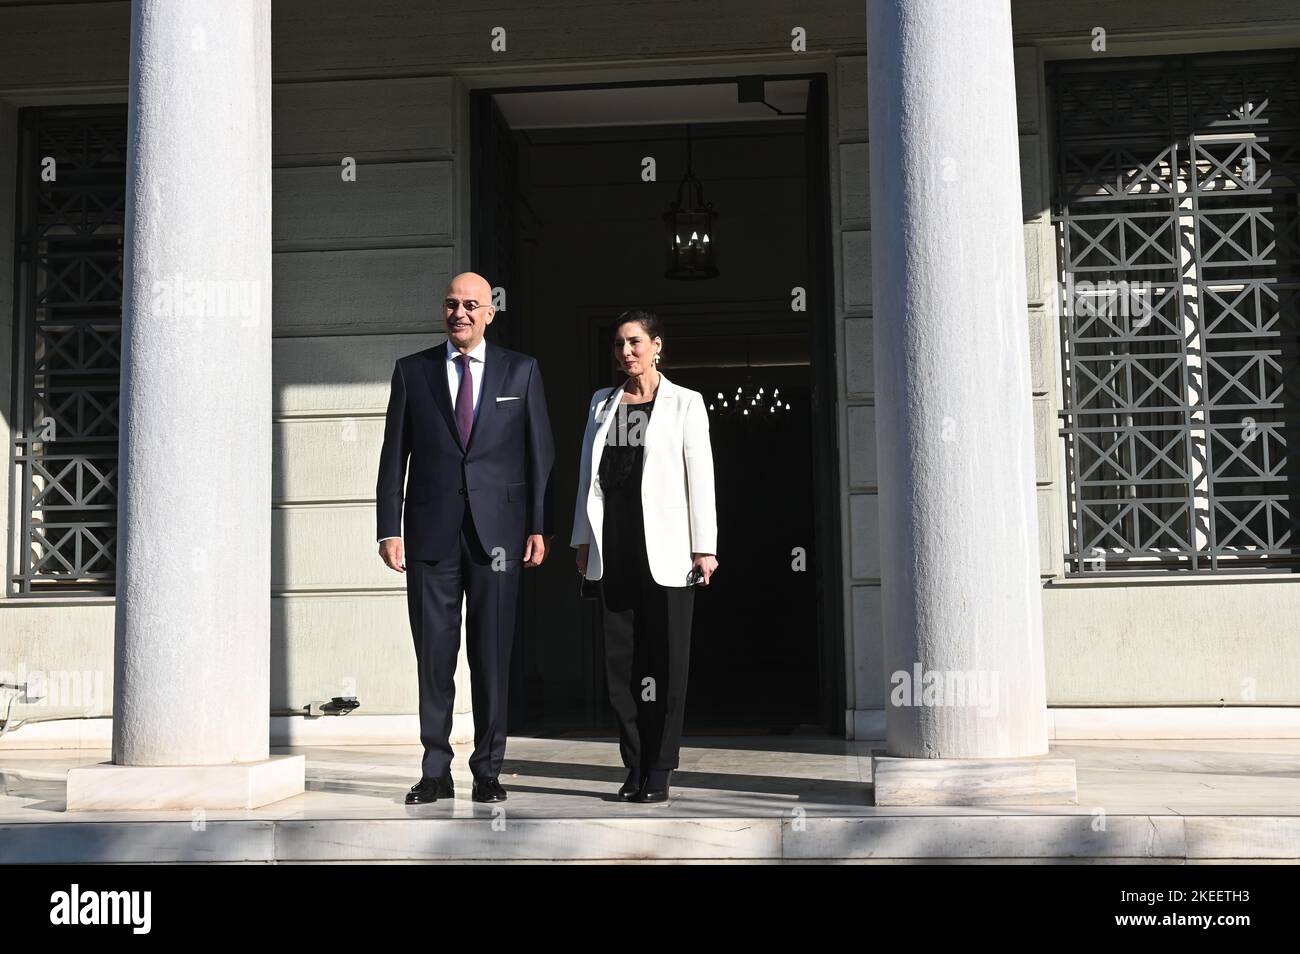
[589,380,626,483]
[641,374,676,464]
[592,374,677,486]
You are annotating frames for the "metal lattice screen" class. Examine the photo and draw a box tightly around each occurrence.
[1049,50,1300,575]
[11,106,127,595]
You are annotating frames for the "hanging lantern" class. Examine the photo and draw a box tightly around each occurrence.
[664,125,718,280]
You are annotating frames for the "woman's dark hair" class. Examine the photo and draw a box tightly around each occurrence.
[612,308,664,347]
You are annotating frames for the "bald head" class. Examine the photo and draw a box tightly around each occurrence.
[443,272,495,352]
[446,272,492,302]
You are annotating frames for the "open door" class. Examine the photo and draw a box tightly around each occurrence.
[471,94,520,348]
[470,91,532,728]
[804,74,847,734]
[471,77,844,737]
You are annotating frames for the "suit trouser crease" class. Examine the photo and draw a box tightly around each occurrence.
[407,503,519,780]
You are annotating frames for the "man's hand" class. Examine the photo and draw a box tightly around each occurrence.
[575,543,589,576]
[379,538,405,573]
[523,533,549,568]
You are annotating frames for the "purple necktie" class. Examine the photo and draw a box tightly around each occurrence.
[454,353,474,446]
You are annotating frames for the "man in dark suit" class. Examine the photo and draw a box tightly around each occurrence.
[377,271,554,804]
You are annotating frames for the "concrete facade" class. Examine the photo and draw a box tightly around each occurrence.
[1,0,1299,750]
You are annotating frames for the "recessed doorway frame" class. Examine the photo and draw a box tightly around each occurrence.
[465,66,846,735]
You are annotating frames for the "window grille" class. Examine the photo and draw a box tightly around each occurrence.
[1049,51,1300,574]
[10,106,126,595]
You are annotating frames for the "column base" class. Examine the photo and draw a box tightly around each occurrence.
[65,755,305,811]
[871,754,1078,806]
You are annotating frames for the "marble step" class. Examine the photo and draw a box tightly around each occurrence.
[4,813,1298,863]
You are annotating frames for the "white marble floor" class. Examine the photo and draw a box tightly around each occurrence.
[2,736,1298,861]
[1,735,1297,823]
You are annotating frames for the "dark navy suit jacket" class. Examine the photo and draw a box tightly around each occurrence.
[376,341,555,562]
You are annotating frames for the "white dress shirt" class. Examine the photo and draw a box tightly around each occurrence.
[378,338,487,544]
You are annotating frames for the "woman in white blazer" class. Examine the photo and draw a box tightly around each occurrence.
[571,309,718,803]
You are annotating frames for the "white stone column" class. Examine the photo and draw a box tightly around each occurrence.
[865,0,1075,804]
[66,0,302,810]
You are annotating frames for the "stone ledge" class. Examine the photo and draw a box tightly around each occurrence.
[6,813,1298,863]
[0,712,476,749]
[844,707,1300,741]
[65,755,305,811]
[871,755,1078,806]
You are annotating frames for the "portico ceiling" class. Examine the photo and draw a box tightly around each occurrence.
[493,77,809,129]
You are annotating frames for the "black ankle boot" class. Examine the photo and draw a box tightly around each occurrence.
[635,769,671,803]
[617,769,643,801]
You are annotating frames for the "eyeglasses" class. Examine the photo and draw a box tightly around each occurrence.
[444,299,487,313]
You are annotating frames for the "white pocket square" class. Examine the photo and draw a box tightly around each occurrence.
[496,395,521,402]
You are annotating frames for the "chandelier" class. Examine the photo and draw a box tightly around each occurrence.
[663,125,718,280]
[708,383,791,419]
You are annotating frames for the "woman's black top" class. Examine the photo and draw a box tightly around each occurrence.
[598,398,656,493]
[598,397,656,586]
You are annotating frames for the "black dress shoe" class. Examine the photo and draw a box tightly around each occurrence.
[472,777,507,803]
[635,770,671,803]
[405,774,454,804]
[616,770,643,802]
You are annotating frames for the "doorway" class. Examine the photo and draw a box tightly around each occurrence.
[470,75,843,736]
